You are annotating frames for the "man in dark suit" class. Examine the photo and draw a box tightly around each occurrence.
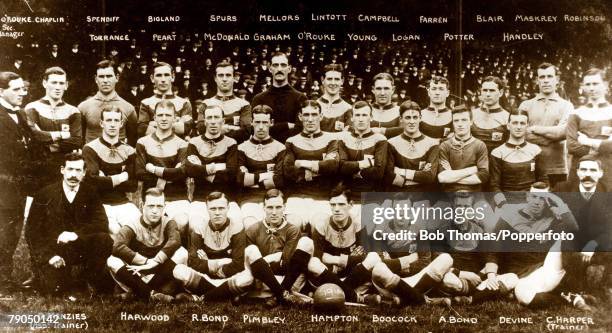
[25,152,113,296]
[554,154,611,299]
[0,71,31,295]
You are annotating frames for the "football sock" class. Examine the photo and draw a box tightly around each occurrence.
[281,249,310,290]
[250,258,284,300]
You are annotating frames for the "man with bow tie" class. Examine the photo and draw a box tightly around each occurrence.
[82,105,140,238]
[25,152,113,296]
[0,71,34,296]
[566,68,612,190]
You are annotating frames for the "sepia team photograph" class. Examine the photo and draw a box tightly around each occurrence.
[0,0,610,331]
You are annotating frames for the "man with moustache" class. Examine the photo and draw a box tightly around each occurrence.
[566,68,612,189]
[317,64,352,133]
[25,67,82,187]
[0,72,34,295]
[138,62,193,139]
[252,52,307,143]
[25,153,113,296]
[519,63,573,188]
[196,61,251,142]
[79,60,138,147]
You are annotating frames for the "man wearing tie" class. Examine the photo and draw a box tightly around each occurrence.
[0,72,32,296]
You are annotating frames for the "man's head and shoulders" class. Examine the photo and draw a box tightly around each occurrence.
[137,99,188,148]
[338,101,384,143]
[318,64,351,108]
[574,67,610,116]
[123,187,176,237]
[287,100,336,144]
[85,105,135,157]
[554,154,606,193]
[192,191,243,240]
[79,60,134,110]
[519,62,573,110]
[26,66,77,113]
[141,62,190,111]
[37,151,95,200]
[490,109,541,158]
[189,105,237,148]
[246,189,302,238]
[204,60,249,109]
[0,71,27,123]
[238,104,284,152]
[388,100,438,149]
[311,186,361,240]
[254,52,304,98]
[440,105,486,151]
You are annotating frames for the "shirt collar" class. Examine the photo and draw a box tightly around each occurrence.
[40,97,66,107]
[586,102,610,108]
[373,103,394,110]
[319,96,343,105]
[202,133,225,143]
[579,183,597,194]
[153,90,176,99]
[504,141,527,149]
[209,219,230,232]
[426,105,449,112]
[94,91,119,102]
[151,132,175,143]
[450,135,474,147]
[300,131,323,139]
[215,95,236,102]
[329,216,352,232]
[401,133,425,142]
[62,182,80,195]
[99,136,122,148]
[249,136,273,145]
[535,93,560,101]
[480,105,504,113]
[140,216,162,230]
[0,98,19,112]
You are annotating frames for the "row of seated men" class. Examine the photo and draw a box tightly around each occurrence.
[24,150,610,311]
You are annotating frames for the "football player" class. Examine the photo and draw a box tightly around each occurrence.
[107,188,187,302]
[283,100,339,222]
[135,100,190,237]
[420,76,452,140]
[471,76,509,154]
[317,64,352,133]
[237,105,286,226]
[138,62,193,138]
[490,109,548,205]
[370,73,402,138]
[172,192,246,301]
[196,61,251,142]
[437,105,489,192]
[385,101,439,193]
[83,105,140,237]
[25,66,82,186]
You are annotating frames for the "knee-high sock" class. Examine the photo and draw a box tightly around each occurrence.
[148,260,177,290]
[115,266,152,298]
[413,273,439,294]
[383,259,402,274]
[281,249,310,290]
[315,269,357,302]
[250,258,285,300]
[343,263,371,289]
[390,279,424,305]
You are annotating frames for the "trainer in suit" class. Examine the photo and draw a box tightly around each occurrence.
[25,152,113,296]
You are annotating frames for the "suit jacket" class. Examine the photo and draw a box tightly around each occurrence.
[25,181,109,263]
[554,181,610,251]
[0,104,37,208]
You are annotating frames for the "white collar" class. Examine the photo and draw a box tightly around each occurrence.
[579,183,596,194]
[62,182,80,194]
